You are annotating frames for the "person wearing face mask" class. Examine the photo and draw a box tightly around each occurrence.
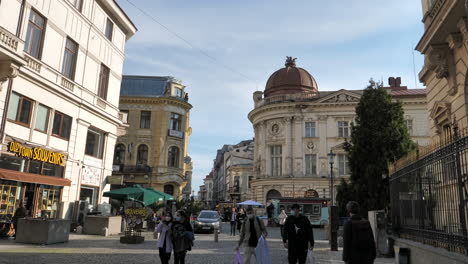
[156,212,174,264]
[282,204,314,264]
[171,210,194,264]
[236,206,268,264]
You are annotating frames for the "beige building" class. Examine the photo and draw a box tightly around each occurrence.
[417,0,468,136]
[248,57,431,204]
[0,0,136,220]
[224,140,254,203]
[111,76,192,200]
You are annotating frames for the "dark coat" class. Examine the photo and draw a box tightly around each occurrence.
[236,213,246,230]
[342,214,376,264]
[171,221,194,253]
[282,214,314,250]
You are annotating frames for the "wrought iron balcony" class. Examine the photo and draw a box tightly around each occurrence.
[112,164,152,173]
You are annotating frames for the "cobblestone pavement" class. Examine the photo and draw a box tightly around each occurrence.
[0,223,394,264]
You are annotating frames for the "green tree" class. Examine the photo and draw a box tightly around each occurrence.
[339,79,415,216]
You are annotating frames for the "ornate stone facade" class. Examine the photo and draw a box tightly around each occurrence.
[248,59,430,204]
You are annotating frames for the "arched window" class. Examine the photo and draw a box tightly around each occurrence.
[137,144,148,165]
[164,184,174,196]
[168,146,179,167]
[113,144,125,165]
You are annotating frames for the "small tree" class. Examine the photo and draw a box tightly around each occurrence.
[338,79,415,216]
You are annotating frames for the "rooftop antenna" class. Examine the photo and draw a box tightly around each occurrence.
[412,47,418,89]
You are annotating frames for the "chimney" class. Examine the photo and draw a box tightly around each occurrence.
[386,77,407,90]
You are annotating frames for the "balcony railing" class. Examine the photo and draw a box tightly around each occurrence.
[112,164,152,173]
[0,26,23,54]
[255,91,319,108]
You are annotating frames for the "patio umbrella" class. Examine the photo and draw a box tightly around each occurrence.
[144,187,174,201]
[237,200,264,206]
[103,185,168,206]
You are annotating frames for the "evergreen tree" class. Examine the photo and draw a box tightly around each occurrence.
[338,79,415,216]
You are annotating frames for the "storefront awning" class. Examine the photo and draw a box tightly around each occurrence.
[0,168,71,186]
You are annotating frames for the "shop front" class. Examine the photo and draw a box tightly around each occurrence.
[0,140,71,237]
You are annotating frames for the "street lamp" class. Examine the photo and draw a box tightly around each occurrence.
[327,150,336,205]
[327,149,338,251]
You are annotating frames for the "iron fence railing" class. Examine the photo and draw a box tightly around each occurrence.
[389,124,468,255]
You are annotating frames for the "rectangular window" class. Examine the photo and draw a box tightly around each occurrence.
[85,128,104,158]
[35,104,50,132]
[406,119,413,135]
[305,122,316,137]
[270,145,282,177]
[140,111,151,129]
[24,9,45,59]
[174,88,183,98]
[105,18,113,41]
[52,111,72,139]
[338,121,349,137]
[338,154,349,176]
[7,93,33,126]
[170,113,182,131]
[97,64,110,100]
[61,37,78,80]
[70,0,83,11]
[305,154,317,176]
[248,176,253,188]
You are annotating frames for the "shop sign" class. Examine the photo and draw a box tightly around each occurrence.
[124,208,146,230]
[283,191,307,198]
[82,165,101,186]
[7,141,65,166]
[107,175,123,185]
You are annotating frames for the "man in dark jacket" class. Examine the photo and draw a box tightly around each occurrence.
[282,204,314,264]
[342,201,376,264]
[12,203,27,238]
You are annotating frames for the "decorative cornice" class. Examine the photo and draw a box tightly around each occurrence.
[120,96,192,110]
[426,44,458,95]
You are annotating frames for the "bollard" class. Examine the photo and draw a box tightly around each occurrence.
[214,227,218,242]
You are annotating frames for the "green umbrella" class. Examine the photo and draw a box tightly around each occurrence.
[103,185,169,206]
[144,187,174,201]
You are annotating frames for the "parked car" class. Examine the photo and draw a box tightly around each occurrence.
[193,210,220,234]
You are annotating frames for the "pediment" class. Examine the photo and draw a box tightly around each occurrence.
[317,89,361,104]
[430,101,451,120]
[331,142,348,151]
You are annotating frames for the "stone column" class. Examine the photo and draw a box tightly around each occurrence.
[283,116,293,176]
[292,116,304,177]
[261,120,268,178]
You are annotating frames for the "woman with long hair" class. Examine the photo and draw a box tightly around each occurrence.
[172,210,194,264]
[156,211,173,264]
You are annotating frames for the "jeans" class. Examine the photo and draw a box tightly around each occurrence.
[158,248,171,264]
[244,246,256,264]
[174,250,186,264]
[230,221,236,236]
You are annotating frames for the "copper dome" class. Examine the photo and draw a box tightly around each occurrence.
[264,57,318,97]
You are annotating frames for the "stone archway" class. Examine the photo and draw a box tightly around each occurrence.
[266,189,282,200]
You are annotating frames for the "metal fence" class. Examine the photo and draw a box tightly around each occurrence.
[389,124,468,255]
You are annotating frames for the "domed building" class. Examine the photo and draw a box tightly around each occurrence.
[247,57,430,206]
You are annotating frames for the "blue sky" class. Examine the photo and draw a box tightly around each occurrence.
[117,0,426,192]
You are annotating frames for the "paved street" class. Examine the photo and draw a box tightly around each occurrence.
[0,223,394,264]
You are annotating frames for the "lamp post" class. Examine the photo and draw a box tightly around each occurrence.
[327,149,338,251]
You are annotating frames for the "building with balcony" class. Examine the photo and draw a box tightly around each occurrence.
[0,0,136,220]
[202,171,214,208]
[416,0,468,138]
[224,140,254,203]
[111,75,193,200]
[248,57,431,204]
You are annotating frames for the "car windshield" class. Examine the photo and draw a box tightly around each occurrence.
[198,212,218,219]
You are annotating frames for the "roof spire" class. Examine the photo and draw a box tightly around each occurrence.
[285,56,297,67]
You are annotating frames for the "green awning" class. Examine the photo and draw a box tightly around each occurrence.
[103,185,172,206]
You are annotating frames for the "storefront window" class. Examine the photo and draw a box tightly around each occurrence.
[0,155,64,178]
[42,163,64,177]
[79,187,97,211]
[0,180,20,221]
[38,185,60,219]
[0,155,25,171]
[28,160,42,174]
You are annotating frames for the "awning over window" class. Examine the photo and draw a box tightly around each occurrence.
[0,168,71,186]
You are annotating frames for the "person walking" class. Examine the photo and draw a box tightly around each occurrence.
[236,208,246,234]
[282,204,314,264]
[278,209,288,237]
[12,202,27,238]
[230,207,237,236]
[172,210,194,264]
[342,201,376,264]
[156,212,173,264]
[236,206,268,264]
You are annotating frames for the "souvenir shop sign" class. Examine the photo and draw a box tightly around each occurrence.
[124,208,146,229]
[8,141,65,166]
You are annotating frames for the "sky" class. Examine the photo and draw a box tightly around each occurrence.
[116,0,426,193]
